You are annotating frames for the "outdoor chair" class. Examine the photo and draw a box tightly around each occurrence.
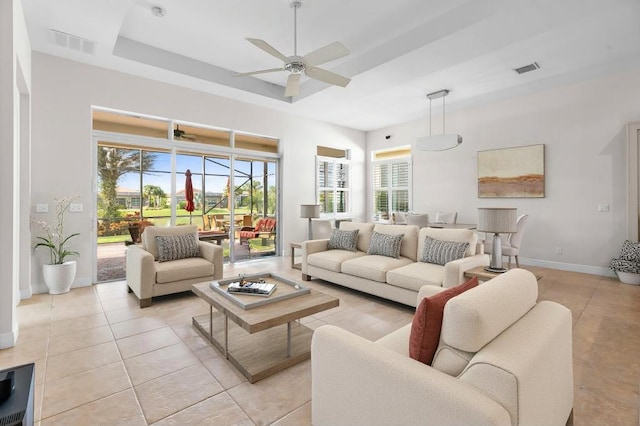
[239,217,277,245]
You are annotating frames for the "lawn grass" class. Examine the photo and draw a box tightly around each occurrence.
[98,235,131,244]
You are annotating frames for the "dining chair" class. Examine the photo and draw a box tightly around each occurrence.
[435,211,457,224]
[484,214,529,268]
[406,213,429,228]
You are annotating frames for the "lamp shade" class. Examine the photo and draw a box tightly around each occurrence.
[477,208,517,233]
[300,204,320,219]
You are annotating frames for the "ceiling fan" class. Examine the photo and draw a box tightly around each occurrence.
[173,125,197,141]
[236,0,351,97]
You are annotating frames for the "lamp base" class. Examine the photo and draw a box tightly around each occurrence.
[484,266,509,274]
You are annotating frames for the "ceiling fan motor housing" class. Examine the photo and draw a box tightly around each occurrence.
[285,57,306,74]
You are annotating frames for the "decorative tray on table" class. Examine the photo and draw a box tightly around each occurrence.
[210,272,310,310]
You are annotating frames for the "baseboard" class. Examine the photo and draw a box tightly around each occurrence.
[519,258,615,277]
[0,328,18,349]
[72,277,92,288]
[20,287,32,300]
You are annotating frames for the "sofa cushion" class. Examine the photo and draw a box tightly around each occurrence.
[441,269,538,352]
[409,277,479,365]
[419,227,478,257]
[155,233,200,262]
[420,237,469,266]
[373,224,419,261]
[341,255,413,283]
[386,262,445,291]
[308,250,366,273]
[339,222,375,253]
[367,231,404,258]
[143,225,199,261]
[155,256,214,284]
[328,229,359,252]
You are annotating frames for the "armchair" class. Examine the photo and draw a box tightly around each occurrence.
[126,225,223,307]
[312,269,573,426]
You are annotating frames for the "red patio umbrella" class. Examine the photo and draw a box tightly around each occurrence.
[185,169,195,224]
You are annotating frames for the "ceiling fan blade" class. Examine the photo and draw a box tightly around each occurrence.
[246,38,289,63]
[234,68,284,77]
[305,66,351,88]
[303,41,350,67]
[284,73,301,97]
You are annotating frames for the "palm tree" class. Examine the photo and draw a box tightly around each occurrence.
[97,147,155,219]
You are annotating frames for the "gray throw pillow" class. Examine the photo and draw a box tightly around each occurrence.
[421,236,469,266]
[368,231,404,258]
[155,233,200,262]
[328,229,359,251]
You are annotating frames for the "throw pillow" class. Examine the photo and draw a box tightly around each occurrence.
[155,233,200,262]
[409,276,479,365]
[328,229,359,251]
[421,236,469,266]
[619,240,640,261]
[367,231,404,258]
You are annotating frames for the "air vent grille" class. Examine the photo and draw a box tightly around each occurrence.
[50,30,96,55]
[514,62,540,74]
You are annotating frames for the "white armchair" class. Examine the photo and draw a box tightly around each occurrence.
[312,269,574,426]
[126,225,223,307]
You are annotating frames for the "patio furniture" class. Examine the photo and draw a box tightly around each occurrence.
[239,217,276,245]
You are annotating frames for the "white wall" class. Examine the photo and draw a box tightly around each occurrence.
[0,0,32,348]
[367,68,640,275]
[30,53,366,292]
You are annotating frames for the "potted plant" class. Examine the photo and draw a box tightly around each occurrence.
[609,240,640,285]
[32,196,80,294]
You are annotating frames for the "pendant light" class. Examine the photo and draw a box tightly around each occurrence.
[416,89,462,151]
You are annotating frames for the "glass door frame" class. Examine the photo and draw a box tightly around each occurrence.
[91,127,281,282]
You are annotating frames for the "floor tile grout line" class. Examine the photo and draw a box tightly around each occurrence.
[129,360,226,425]
[38,359,132,421]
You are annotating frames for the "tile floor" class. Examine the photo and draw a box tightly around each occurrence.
[2,258,640,425]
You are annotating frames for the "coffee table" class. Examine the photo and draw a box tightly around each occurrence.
[191,275,339,383]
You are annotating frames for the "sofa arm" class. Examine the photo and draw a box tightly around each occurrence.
[312,325,511,426]
[198,241,224,280]
[443,253,490,288]
[126,246,156,302]
[301,239,329,274]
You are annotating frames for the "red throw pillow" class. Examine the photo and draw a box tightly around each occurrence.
[409,277,479,365]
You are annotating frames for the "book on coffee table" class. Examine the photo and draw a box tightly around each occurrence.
[227,281,276,297]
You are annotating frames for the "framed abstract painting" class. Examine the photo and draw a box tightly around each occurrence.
[477,144,545,198]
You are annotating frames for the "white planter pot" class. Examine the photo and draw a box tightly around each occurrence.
[615,271,640,285]
[43,261,77,294]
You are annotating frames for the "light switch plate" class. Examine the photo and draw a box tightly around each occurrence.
[70,203,83,212]
[36,204,48,213]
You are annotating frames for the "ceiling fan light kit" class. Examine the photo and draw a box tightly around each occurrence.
[235,0,351,98]
[416,89,463,151]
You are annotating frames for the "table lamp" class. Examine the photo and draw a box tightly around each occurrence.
[477,207,517,273]
[300,204,320,240]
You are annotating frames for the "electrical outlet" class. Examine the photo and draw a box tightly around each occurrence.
[36,204,48,213]
[555,247,563,255]
[598,204,610,212]
[70,203,83,212]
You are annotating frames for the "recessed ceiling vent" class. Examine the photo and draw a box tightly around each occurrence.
[514,62,540,74]
[50,29,96,55]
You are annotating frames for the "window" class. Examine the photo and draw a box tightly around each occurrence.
[316,148,350,216]
[372,147,411,221]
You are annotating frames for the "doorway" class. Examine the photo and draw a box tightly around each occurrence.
[92,110,280,282]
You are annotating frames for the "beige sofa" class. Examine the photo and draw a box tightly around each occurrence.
[126,225,223,307]
[312,269,574,426]
[302,222,489,307]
